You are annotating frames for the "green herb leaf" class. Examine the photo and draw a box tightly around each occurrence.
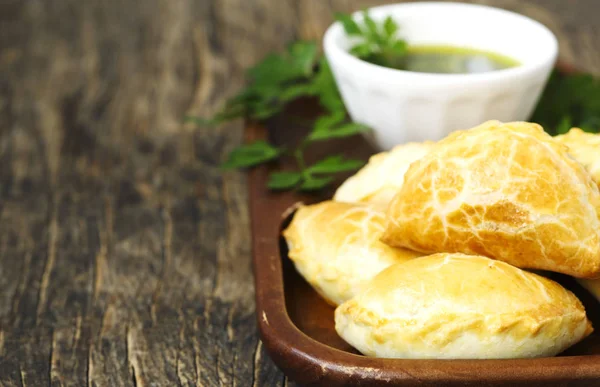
[362,11,380,43]
[308,155,365,174]
[307,111,345,141]
[329,122,369,138]
[389,39,408,54]
[580,116,600,132]
[314,111,346,130]
[209,104,249,124]
[300,175,335,191]
[287,41,320,77]
[280,83,315,102]
[349,42,373,58]
[383,16,398,38]
[309,120,369,142]
[335,13,362,35]
[247,42,317,85]
[556,116,572,135]
[189,10,600,195]
[532,71,600,135]
[338,10,409,70]
[268,171,302,189]
[221,141,282,169]
[246,54,297,86]
[250,104,282,120]
[310,58,345,113]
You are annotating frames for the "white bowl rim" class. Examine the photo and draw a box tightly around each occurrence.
[323,1,559,83]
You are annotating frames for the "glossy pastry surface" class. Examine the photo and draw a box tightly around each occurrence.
[555,128,600,187]
[382,121,600,278]
[335,253,593,359]
[334,142,433,211]
[282,201,422,306]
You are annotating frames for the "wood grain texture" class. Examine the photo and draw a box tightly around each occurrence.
[0,0,598,386]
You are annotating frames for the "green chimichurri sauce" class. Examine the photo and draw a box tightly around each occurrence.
[364,45,520,74]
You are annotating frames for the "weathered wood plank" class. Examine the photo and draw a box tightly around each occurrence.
[0,0,599,386]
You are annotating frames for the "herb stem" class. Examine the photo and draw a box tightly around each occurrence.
[294,147,308,176]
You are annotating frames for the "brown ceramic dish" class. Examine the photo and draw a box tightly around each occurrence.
[248,66,600,386]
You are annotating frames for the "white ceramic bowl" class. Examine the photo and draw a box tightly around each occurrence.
[323,2,558,150]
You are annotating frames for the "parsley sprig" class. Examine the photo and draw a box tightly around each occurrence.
[189,12,407,191]
[336,12,408,68]
[187,21,387,191]
[211,43,371,191]
[186,41,321,126]
[187,10,600,192]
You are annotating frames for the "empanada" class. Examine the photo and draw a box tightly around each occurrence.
[334,142,433,211]
[335,253,593,359]
[556,129,600,293]
[555,128,600,187]
[382,121,600,278]
[282,201,421,306]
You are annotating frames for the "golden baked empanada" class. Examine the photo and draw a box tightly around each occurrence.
[334,142,432,211]
[555,128,600,186]
[282,201,421,306]
[335,253,593,359]
[555,129,600,288]
[382,121,600,278]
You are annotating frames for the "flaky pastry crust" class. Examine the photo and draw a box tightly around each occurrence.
[382,121,600,278]
[555,128,600,188]
[282,201,421,306]
[335,253,593,359]
[334,142,433,211]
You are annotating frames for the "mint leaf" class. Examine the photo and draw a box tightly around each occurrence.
[383,16,398,38]
[221,141,282,169]
[335,13,362,35]
[268,171,302,189]
[308,155,364,174]
[300,175,335,191]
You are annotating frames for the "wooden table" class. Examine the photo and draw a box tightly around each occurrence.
[0,1,598,385]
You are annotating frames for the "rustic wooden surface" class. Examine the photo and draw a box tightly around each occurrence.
[0,0,598,386]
